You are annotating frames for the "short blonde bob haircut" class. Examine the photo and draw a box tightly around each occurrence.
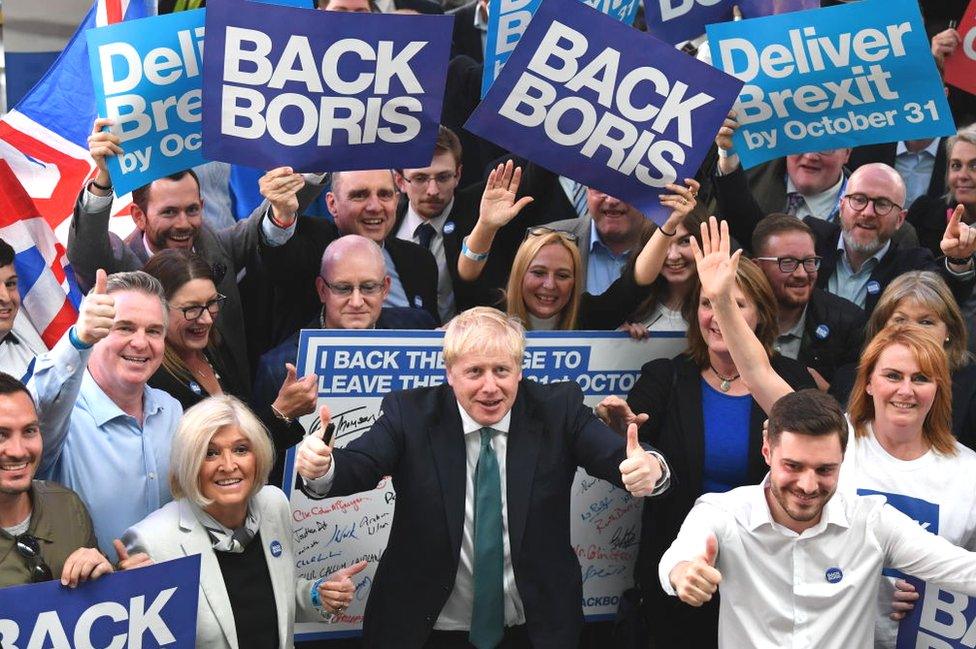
[169,395,275,507]
[443,307,526,368]
[505,231,582,331]
[865,271,971,371]
[847,324,955,456]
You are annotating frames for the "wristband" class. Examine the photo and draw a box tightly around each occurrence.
[660,227,676,237]
[269,209,294,230]
[90,179,113,192]
[68,326,94,350]
[310,578,325,608]
[461,236,489,262]
[717,146,736,158]
[271,403,293,424]
[947,255,974,266]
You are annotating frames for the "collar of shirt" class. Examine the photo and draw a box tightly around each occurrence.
[746,475,852,536]
[80,369,166,427]
[836,234,891,271]
[782,305,808,341]
[142,234,196,259]
[457,402,512,435]
[401,198,454,241]
[473,3,488,31]
[786,173,845,221]
[896,138,940,158]
[588,219,631,259]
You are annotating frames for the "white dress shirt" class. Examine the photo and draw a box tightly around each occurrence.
[786,174,845,222]
[659,479,976,649]
[395,199,456,322]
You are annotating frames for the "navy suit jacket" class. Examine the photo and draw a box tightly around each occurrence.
[302,380,663,649]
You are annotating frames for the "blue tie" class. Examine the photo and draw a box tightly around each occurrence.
[470,427,504,649]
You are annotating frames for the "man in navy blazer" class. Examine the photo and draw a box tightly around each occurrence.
[295,307,671,649]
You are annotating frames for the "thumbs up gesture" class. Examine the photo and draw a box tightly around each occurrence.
[297,405,334,480]
[317,560,368,615]
[75,269,116,346]
[941,204,976,265]
[669,534,722,607]
[618,423,662,497]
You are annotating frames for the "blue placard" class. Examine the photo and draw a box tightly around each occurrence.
[481,0,640,98]
[644,0,817,46]
[466,0,742,223]
[87,10,206,196]
[202,0,452,172]
[707,0,957,169]
[0,555,200,648]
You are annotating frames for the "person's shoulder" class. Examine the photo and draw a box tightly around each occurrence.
[128,498,182,534]
[543,215,588,234]
[254,485,289,511]
[807,288,865,323]
[377,307,438,330]
[521,378,583,402]
[30,480,86,507]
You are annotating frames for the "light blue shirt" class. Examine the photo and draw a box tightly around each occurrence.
[586,220,630,296]
[827,237,890,308]
[895,139,939,209]
[381,246,410,309]
[29,334,182,559]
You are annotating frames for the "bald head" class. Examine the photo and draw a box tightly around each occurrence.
[320,234,386,280]
[848,163,906,208]
[315,235,391,330]
[839,162,907,260]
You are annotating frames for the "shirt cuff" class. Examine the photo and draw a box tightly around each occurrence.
[304,460,336,497]
[944,257,976,279]
[647,450,671,497]
[261,207,297,247]
[82,187,114,211]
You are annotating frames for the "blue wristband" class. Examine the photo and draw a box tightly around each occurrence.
[68,326,94,350]
[310,577,325,608]
[461,236,489,262]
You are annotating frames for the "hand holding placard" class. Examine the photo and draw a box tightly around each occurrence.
[260,167,305,227]
[87,118,123,194]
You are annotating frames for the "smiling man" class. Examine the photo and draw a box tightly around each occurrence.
[295,307,670,649]
[29,271,182,560]
[661,389,976,649]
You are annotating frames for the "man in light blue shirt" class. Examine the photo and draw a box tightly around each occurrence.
[894,138,941,209]
[29,270,182,561]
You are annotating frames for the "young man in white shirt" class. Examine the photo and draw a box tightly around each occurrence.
[661,389,976,649]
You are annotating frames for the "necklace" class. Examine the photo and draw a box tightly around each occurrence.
[709,364,740,392]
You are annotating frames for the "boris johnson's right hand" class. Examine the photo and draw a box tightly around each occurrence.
[297,405,334,480]
[669,534,722,607]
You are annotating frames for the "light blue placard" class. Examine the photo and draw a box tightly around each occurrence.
[87,10,206,195]
[481,0,640,98]
[706,0,957,169]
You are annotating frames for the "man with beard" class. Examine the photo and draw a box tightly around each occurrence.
[751,215,865,389]
[661,389,976,649]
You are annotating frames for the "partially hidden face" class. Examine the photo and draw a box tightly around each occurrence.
[785,149,850,195]
[697,283,759,355]
[884,299,948,347]
[446,350,522,426]
[586,189,644,247]
[0,264,20,339]
[521,242,575,321]
[866,343,938,432]
[199,425,256,518]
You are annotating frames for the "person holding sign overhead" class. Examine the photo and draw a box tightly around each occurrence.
[122,395,364,649]
[295,307,671,649]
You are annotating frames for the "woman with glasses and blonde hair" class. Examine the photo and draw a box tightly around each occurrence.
[688,219,976,649]
[458,160,701,330]
[123,396,365,649]
[829,270,976,447]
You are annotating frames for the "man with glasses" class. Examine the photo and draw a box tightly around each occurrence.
[0,372,119,588]
[395,127,491,321]
[254,235,436,413]
[752,215,865,390]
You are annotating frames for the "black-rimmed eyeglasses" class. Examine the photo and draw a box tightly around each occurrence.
[843,193,901,216]
[15,533,53,583]
[172,294,226,321]
[754,256,823,273]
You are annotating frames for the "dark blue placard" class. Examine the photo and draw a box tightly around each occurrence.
[202,0,452,172]
[466,0,742,222]
[644,0,818,45]
[0,555,200,648]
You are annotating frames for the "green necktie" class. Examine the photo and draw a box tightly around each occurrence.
[470,427,504,649]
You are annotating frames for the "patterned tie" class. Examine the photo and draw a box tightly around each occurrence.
[470,428,504,649]
[571,181,589,218]
[415,222,436,251]
[786,192,805,217]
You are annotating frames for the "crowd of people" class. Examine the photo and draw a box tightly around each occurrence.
[2,1,976,648]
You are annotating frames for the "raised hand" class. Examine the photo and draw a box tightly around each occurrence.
[87,118,122,193]
[940,204,976,263]
[669,534,722,607]
[60,547,113,587]
[297,405,334,480]
[260,167,305,227]
[618,423,662,497]
[691,217,741,302]
[658,178,700,227]
[113,539,153,571]
[715,111,740,174]
[75,269,116,346]
[596,395,648,435]
[274,363,318,421]
[478,159,534,231]
[931,28,961,68]
[318,560,369,615]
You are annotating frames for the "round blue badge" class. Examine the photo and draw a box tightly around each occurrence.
[825,567,843,584]
[815,324,830,340]
[413,295,424,308]
[188,381,203,396]
[270,540,283,557]
[443,221,455,235]
[866,280,881,295]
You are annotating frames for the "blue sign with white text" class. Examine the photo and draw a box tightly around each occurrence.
[87,10,206,196]
[466,0,742,223]
[202,0,452,171]
[707,0,956,169]
[481,0,640,98]
[0,555,200,648]
[644,0,817,46]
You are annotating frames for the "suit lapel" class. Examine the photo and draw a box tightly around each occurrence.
[124,230,151,266]
[504,391,540,564]
[428,390,467,558]
[676,359,706,494]
[178,501,239,649]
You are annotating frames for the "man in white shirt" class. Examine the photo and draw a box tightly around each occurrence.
[661,389,976,649]
[0,239,46,382]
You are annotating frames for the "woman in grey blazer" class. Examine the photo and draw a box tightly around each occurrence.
[123,396,365,649]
